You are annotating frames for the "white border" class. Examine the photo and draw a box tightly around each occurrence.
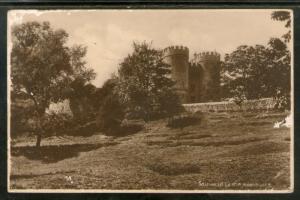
[7,9,294,193]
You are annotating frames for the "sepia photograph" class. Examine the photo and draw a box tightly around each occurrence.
[7,9,293,192]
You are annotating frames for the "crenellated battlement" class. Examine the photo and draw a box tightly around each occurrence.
[189,62,201,74]
[189,62,197,68]
[162,45,221,103]
[189,61,201,68]
[193,51,221,61]
[163,45,189,57]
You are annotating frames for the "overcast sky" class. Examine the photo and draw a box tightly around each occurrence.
[9,10,291,87]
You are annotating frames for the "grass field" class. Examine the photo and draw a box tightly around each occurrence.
[9,111,292,191]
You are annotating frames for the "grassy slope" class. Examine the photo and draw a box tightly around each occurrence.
[10,111,291,190]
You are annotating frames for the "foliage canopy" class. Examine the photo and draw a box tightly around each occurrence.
[117,42,183,121]
[11,21,95,146]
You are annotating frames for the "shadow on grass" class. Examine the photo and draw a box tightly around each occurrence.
[238,121,271,126]
[11,142,119,163]
[168,132,211,140]
[103,124,144,138]
[167,116,201,129]
[167,137,267,147]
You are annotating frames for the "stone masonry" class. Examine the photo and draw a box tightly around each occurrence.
[163,46,221,103]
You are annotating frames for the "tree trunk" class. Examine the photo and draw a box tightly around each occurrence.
[36,133,42,148]
[30,96,45,149]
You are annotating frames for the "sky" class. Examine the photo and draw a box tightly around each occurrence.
[8,9,291,87]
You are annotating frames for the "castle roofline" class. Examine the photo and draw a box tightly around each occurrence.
[194,51,220,57]
[189,61,201,68]
[192,51,221,62]
[163,45,189,55]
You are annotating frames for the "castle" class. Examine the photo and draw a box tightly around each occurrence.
[163,46,221,103]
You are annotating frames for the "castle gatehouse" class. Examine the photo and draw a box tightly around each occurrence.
[163,46,221,103]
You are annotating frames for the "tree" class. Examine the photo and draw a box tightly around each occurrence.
[222,40,290,101]
[65,45,97,123]
[95,76,127,134]
[92,75,118,110]
[156,85,184,120]
[220,11,291,108]
[11,21,95,147]
[116,42,182,121]
[96,90,125,133]
[68,78,97,123]
[222,45,269,99]
[271,11,291,43]
[267,38,291,110]
[270,11,292,110]
[266,38,290,95]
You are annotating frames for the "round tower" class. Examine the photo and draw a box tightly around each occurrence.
[196,51,221,102]
[163,46,190,103]
[189,62,202,103]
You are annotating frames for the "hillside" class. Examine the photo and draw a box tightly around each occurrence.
[10,111,291,191]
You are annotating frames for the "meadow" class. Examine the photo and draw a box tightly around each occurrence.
[10,111,291,191]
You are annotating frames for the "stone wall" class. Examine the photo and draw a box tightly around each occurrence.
[183,98,276,113]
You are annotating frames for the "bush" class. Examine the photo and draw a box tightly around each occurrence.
[120,119,144,133]
[96,92,125,133]
[101,119,144,137]
[10,99,35,138]
[42,113,74,136]
[71,121,98,136]
[231,85,247,107]
[274,95,290,111]
[167,114,202,129]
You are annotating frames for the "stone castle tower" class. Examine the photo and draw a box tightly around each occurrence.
[163,46,221,103]
[163,46,190,102]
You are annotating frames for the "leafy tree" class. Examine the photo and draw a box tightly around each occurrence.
[267,38,291,109]
[117,42,182,121]
[266,38,290,96]
[96,90,125,133]
[11,21,95,147]
[69,45,96,87]
[156,86,184,120]
[221,11,291,104]
[92,75,118,110]
[270,11,292,110]
[95,76,125,133]
[222,45,269,99]
[271,11,291,43]
[66,45,97,122]
[222,39,290,101]
[68,77,97,123]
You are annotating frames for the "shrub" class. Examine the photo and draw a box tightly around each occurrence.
[120,119,145,134]
[96,92,125,133]
[42,113,74,136]
[167,114,202,129]
[231,85,247,107]
[274,95,290,111]
[101,119,144,137]
[10,99,35,138]
[71,121,98,136]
